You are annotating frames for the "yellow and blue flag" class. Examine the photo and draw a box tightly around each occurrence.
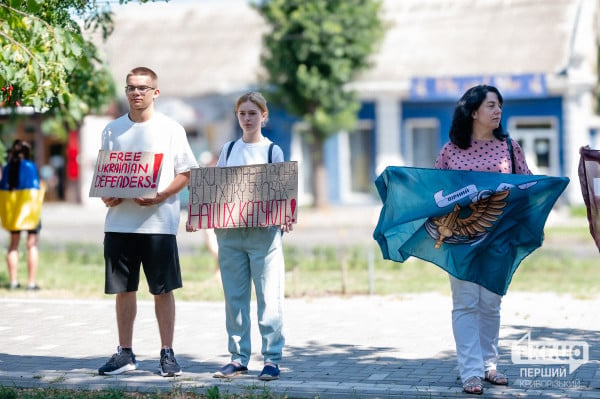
[0,160,45,231]
[373,166,569,295]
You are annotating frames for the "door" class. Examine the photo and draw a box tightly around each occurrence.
[508,118,558,175]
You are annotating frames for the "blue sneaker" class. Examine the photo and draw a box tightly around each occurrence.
[213,362,248,378]
[258,364,280,381]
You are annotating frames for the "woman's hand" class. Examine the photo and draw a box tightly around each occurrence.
[280,220,294,234]
[186,222,198,232]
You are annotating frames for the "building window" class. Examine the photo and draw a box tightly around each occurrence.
[349,123,374,194]
[292,120,375,204]
[404,119,440,168]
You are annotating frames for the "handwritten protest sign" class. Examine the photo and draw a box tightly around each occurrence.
[187,161,298,229]
[89,150,164,198]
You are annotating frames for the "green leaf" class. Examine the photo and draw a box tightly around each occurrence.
[62,57,76,72]
[25,0,43,14]
[9,0,23,9]
[32,95,44,111]
[70,40,82,57]
[31,62,41,82]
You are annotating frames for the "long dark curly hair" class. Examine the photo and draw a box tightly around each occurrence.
[449,84,507,149]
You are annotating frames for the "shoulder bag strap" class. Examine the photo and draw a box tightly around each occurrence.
[506,137,516,174]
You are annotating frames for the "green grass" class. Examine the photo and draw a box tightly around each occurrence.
[0,222,599,300]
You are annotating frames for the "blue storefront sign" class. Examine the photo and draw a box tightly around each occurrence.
[410,74,546,101]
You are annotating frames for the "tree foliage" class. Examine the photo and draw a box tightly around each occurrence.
[255,0,385,207]
[0,0,162,153]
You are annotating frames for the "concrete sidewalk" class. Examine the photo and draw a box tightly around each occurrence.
[0,292,599,398]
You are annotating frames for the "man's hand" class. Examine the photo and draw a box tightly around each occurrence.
[133,192,166,206]
[102,197,123,207]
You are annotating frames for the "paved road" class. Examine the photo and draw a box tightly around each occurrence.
[1,203,599,398]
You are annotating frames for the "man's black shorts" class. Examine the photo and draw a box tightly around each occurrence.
[104,233,182,295]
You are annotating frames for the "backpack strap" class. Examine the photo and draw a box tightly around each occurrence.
[225,140,236,163]
[226,140,275,164]
[268,142,274,163]
[506,137,516,174]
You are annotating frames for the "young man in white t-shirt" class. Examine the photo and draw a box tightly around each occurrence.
[97,67,198,377]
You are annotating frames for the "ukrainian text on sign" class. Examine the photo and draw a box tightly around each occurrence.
[187,161,298,229]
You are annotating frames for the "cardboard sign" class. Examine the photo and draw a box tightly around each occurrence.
[188,161,298,229]
[89,150,164,198]
[579,146,600,254]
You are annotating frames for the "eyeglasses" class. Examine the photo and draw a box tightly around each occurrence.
[125,85,155,94]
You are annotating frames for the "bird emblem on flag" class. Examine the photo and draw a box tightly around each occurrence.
[426,190,509,248]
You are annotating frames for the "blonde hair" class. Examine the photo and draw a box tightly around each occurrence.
[235,92,269,125]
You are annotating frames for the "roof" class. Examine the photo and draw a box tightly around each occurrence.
[358,0,583,87]
[90,0,267,99]
[88,0,586,98]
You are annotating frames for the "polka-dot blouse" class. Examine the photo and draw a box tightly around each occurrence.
[434,138,531,175]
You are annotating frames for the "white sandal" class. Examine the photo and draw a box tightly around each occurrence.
[485,370,508,385]
[463,376,483,395]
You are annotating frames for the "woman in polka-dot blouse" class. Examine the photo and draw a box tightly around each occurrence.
[435,88,531,175]
[434,85,532,395]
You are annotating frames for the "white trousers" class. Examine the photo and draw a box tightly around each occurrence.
[449,275,502,381]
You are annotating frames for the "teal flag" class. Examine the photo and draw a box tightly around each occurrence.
[373,167,569,295]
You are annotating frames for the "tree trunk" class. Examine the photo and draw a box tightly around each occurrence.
[310,139,329,209]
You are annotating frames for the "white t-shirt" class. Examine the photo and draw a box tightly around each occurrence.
[101,112,198,234]
[216,138,284,167]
